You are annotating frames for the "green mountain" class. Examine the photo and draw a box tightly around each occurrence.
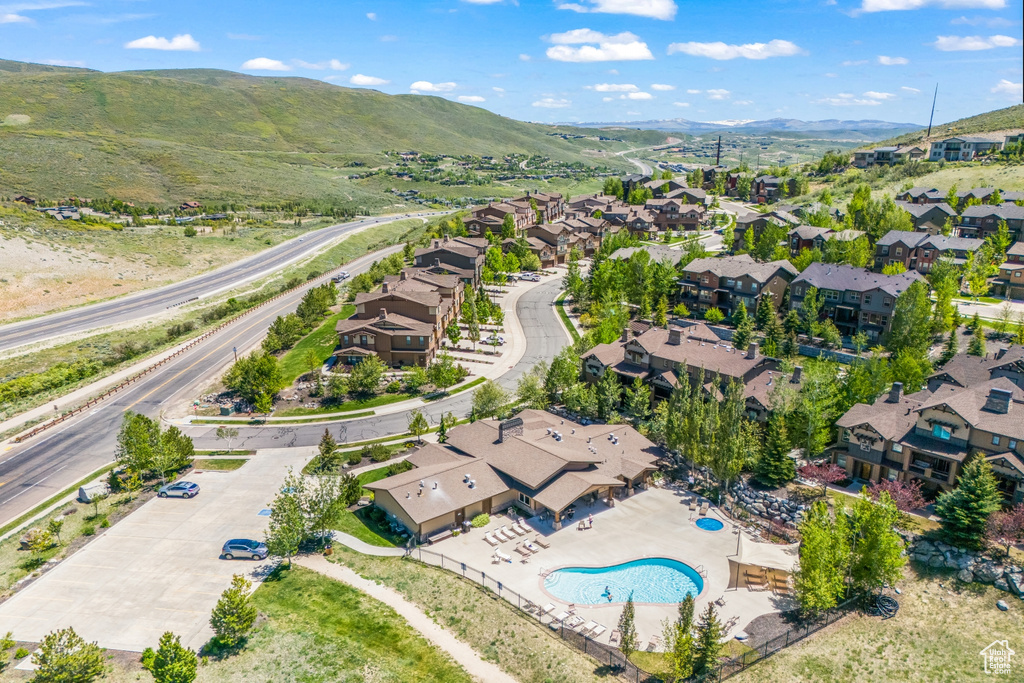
[873,104,1024,148]
[0,61,665,208]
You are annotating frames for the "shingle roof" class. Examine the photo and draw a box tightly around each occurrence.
[335,311,434,336]
[626,327,768,380]
[608,245,681,264]
[876,231,928,247]
[916,377,1024,439]
[921,235,984,252]
[793,263,923,296]
[1008,242,1024,256]
[929,347,1024,389]
[789,225,833,241]
[355,289,443,309]
[961,204,1024,220]
[683,254,798,281]
[835,392,926,441]
[898,202,956,219]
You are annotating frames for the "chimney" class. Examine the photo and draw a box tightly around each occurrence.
[498,417,524,443]
[382,282,389,293]
[433,239,440,248]
[984,387,1013,414]
[379,308,387,320]
[621,329,629,343]
[434,258,441,268]
[668,329,681,345]
[747,342,758,358]
[400,270,408,281]
[792,366,803,383]
[887,382,903,403]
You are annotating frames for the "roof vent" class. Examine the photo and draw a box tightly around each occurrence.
[406,492,411,499]
[433,482,438,490]
[464,474,471,482]
[419,480,425,488]
[469,480,476,489]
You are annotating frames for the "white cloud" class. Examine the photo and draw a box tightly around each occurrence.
[901,85,921,93]
[673,101,690,107]
[458,95,486,103]
[824,72,838,77]
[602,96,614,102]
[519,53,531,61]
[650,83,675,90]
[624,91,653,100]
[686,88,701,94]
[532,97,571,108]
[350,74,390,86]
[556,0,677,20]
[842,59,869,66]
[932,34,1022,50]
[860,0,1004,11]
[366,12,377,20]
[992,79,1023,98]
[734,100,753,105]
[241,57,291,71]
[329,59,349,71]
[706,89,730,100]
[124,34,201,51]
[815,93,883,106]
[877,55,909,65]
[863,90,895,99]
[0,12,30,23]
[546,29,653,63]
[586,83,639,92]
[667,39,802,60]
[951,15,1013,26]
[410,80,457,93]
[492,86,505,92]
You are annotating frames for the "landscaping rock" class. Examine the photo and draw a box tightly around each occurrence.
[944,556,960,569]
[994,578,1010,592]
[957,569,975,583]
[751,503,766,515]
[975,562,1004,584]
[997,600,1009,611]
[1007,574,1023,597]
[929,555,946,568]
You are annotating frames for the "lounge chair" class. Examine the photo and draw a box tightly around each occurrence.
[590,624,607,639]
[714,595,726,607]
[484,532,499,546]
[580,620,598,636]
[609,629,621,646]
[502,524,521,538]
[496,527,514,542]
[553,611,570,623]
[566,615,585,629]
[699,502,710,516]
[511,522,528,535]
[689,498,698,511]
[513,544,531,557]
[518,519,534,533]
[540,603,556,616]
[646,635,661,652]
[524,541,541,553]
[523,600,538,614]
[494,549,512,563]
[533,536,551,549]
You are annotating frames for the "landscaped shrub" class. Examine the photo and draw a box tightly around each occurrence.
[15,647,29,660]
[386,460,414,476]
[140,647,156,671]
[99,518,110,528]
[367,444,391,463]
[471,513,490,528]
[346,450,362,466]
[385,381,403,393]
[81,525,95,536]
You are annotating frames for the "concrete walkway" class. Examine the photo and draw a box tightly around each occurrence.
[294,554,519,683]
[329,531,407,557]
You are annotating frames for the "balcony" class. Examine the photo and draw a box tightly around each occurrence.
[881,458,904,471]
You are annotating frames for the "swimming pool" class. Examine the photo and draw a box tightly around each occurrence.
[543,558,704,604]
[696,517,724,532]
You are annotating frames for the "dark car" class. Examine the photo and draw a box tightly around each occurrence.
[157,481,200,499]
[222,539,268,560]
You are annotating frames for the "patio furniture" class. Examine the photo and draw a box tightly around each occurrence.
[494,549,512,563]
[533,536,551,549]
[689,498,698,511]
[699,502,710,516]
[609,629,621,646]
[524,541,541,553]
[484,532,499,547]
[496,527,514,542]
[523,600,538,613]
[580,620,598,636]
[646,635,661,652]
[714,595,726,607]
[577,520,586,531]
[513,544,531,557]
[566,615,585,629]
[517,518,534,533]
[553,611,570,623]
[590,624,607,638]
[540,603,556,616]
[511,522,529,535]
[567,603,577,614]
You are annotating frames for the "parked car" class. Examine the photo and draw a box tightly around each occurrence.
[520,272,540,282]
[157,481,200,499]
[222,539,268,560]
[485,335,505,346]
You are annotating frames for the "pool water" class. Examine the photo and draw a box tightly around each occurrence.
[544,558,704,604]
[696,517,725,532]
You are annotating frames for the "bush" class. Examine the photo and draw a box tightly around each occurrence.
[346,450,362,466]
[183,226,198,237]
[15,647,29,660]
[141,646,156,671]
[365,444,391,463]
[471,513,490,528]
[385,381,403,394]
[82,525,95,536]
[99,518,110,528]
[386,460,414,476]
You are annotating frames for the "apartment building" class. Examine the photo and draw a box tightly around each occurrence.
[679,254,797,318]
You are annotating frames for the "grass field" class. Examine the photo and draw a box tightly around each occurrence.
[330,547,615,683]
[191,458,248,472]
[334,506,406,548]
[277,391,415,416]
[278,304,356,384]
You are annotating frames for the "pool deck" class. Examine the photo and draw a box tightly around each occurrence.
[430,486,794,649]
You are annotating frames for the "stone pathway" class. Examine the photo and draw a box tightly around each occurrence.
[294,554,519,683]
[330,531,407,557]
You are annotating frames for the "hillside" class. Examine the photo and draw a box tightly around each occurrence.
[0,61,662,208]
[871,104,1024,148]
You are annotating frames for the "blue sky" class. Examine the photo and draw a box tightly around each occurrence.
[1,0,1021,126]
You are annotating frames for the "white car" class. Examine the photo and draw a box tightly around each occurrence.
[333,271,350,282]
[520,273,540,282]
[485,335,505,346]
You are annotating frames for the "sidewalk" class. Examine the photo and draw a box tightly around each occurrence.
[295,554,519,683]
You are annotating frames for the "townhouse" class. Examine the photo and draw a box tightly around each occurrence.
[852,145,926,169]
[644,198,707,231]
[679,254,797,318]
[465,198,535,236]
[928,136,1005,162]
[787,226,865,256]
[959,203,1024,241]
[733,212,790,251]
[897,202,957,233]
[873,231,984,274]
[643,177,688,198]
[524,223,572,266]
[414,237,486,286]
[896,187,945,204]
[582,322,801,421]
[788,263,923,340]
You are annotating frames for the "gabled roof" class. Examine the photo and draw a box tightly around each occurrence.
[793,263,923,296]
[961,204,1024,220]
[608,245,681,264]
[898,202,956,218]
[835,391,927,441]
[355,288,442,309]
[920,235,984,252]
[900,187,939,198]
[929,347,1024,389]
[682,254,797,281]
[917,377,1024,439]
[336,311,435,336]
[789,225,833,241]
[876,231,928,248]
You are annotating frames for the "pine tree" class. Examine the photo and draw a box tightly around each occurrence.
[939,330,959,365]
[731,301,749,328]
[210,574,258,648]
[31,627,105,683]
[754,412,796,487]
[693,602,725,675]
[935,458,1003,549]
[663,595,695,681]
[151,631,198,683]
[755,293,775,330]
[967,313,987,357]
[618,593,638,659]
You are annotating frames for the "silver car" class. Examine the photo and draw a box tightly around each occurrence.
[222,539,268,560]
[157,481,200,499]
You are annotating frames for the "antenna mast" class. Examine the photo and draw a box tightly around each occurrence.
[926,84,938,138]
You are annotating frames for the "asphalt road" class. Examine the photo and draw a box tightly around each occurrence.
[0,212,440,353]
[0,264,569,526]
[181,277,570,451]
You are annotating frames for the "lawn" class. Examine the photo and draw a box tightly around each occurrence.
[729,566,1023,683]
[192,458,248,472]
[330,546,614,683]
[276,391,415,416]
[556,292,581,343]
[423,376,486,401]
[94,564,476,683]
[334,507,406,547]
[278,304,355,384]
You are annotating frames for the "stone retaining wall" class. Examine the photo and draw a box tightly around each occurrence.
[731,479,805,529]
[908,538,1023,598]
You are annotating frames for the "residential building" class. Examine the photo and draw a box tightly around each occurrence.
[788,225,834,255]
[915,234,984,272]
[928,136,1004,162]
[926,348,1024,392]
[582,322,800,421]
[525,223,572,265]
[645,198,707,231]
[789,263,924,340]
[679,254,797,317]
[668,187,708,205]
[852,145,925,169]
[528,191,566,223]
[623,207,657,238]
[994,262,1024,299]
[1005,242,1024,264]
[956,187,999,205]
[897,202,957,234]
[503,236,557,268]
[414,238,486,286]
[621,173,652,198]
[896,187,945,204]
[959,204,1024,241]
[732,213,789,251]
[365,412,661,540]
[466,200,534,236]
[833,379,1024,503]
[643,177,688,198]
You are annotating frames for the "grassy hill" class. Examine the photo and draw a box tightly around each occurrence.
[871,104,1024,148]
[0,61,666,208]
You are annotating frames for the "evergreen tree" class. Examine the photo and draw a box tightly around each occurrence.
[732,315,755,352]
[693,602,725,675]
[967,313,987,357]
[883,280,933,355]
[597,369,622,419]
[755,293,775,330]
[794,500,851,615]
[31,627,105,683]
[617,593,638,659]
[655,295,669,328]
[755,412,796,487]
[151,631,198,683]
[935,457,1003,549]
[731,301,749,328]
[662,595,695,682]
[210,574,258,648]
[939,330,959,365]
[624,376,652,423]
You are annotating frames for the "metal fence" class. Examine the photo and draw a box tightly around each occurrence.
[409,546,661,683]
[409,547,859,683]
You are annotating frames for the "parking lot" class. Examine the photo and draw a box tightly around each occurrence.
[0,446,313,653]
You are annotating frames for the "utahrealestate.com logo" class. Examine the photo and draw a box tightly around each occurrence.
[980,640,1015,675]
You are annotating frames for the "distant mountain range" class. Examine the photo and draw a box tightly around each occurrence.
[567,117,924,135]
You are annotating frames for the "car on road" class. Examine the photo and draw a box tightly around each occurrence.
[332,271,350,282]
[157,481,200,499]
[222,539,268,560]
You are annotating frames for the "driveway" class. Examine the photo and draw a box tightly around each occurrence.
[0,446,313,652]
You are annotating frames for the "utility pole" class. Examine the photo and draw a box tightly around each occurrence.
[716,135,722,166]
[926,84,938,138]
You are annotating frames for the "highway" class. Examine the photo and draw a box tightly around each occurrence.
[0,212,440,353]
[0,258,569,526]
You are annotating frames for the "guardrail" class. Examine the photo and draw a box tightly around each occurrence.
[166,297,199,309]
[12,257,370,444]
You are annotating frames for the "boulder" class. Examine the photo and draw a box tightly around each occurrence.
[997,600,1009,611]
[928,555,946,568]
[975,562,1004,584]
[1007,573,1023,597]
[994,578,1010,592]
[957,555,976,571]
[944,556,960,569]
[916,540,935,554]
[751,503,766,515]
[957,569,975,583]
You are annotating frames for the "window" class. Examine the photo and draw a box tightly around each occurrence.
[750,282,758,292]
[864,295,872,305]
[892,443,903,453]
[860,442,871,452]
[1011,440,1017,450]
[849,292,860,302]
[842,430,850,442]
[795,286,804,296]
[883,298,892,307]
[343,335,349,345]
[823,290,840,302]
[923,250,931,258]
[1016,272,1022,278]
[726,279,735,288]
[836,454,847,469]
[360,335,368,345]
[993,435,1001,446]
[887,469,899,481]
[932,424,952,440]
[518,492,532,507]
[406,336,412,345]
[933,459,951,474]
[419,336,426,346]
[895,247,903,257]
[880,246,890,256]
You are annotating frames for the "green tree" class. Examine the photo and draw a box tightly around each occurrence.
[928,256,960,333]
[597,369,622,419]
[890,348,932,393]
[115,411,160,475]
[31,627,104,683]
[935,457,1003,549]
[500,213,516,239]
[47,517,64,546]
[209,574,258,649]
[883,280,932,355]
[624,376,652,423]
[754,294,775,330]
[794,500,851,615]
[224,351,285,405]
[215,426,239,454]
[754,412,796,487]
[693,602,725,675]
[472,380,510,419]
[654,295,668,328]
[445,322,462,347]
[617,593,638,659]
[153,426,195,484]
[516,364,549,410]
[794,360,841,457]
[150,632,197,683]
[254,392,274,422]
[939,329,959,365]
[945,183,959,212]
[848,491,907,596]
[603,177,624,200]
[881,262,907,275]
[264,471,307,567]
[792,247,822,272]
[427,351,461,392]
[348,355,386,395]
[312,428,340,473]
[407,409,429,442]
[662,596,695,682]
[544,347,581,400]
[967,313,987,357]
[704,307,725,324]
